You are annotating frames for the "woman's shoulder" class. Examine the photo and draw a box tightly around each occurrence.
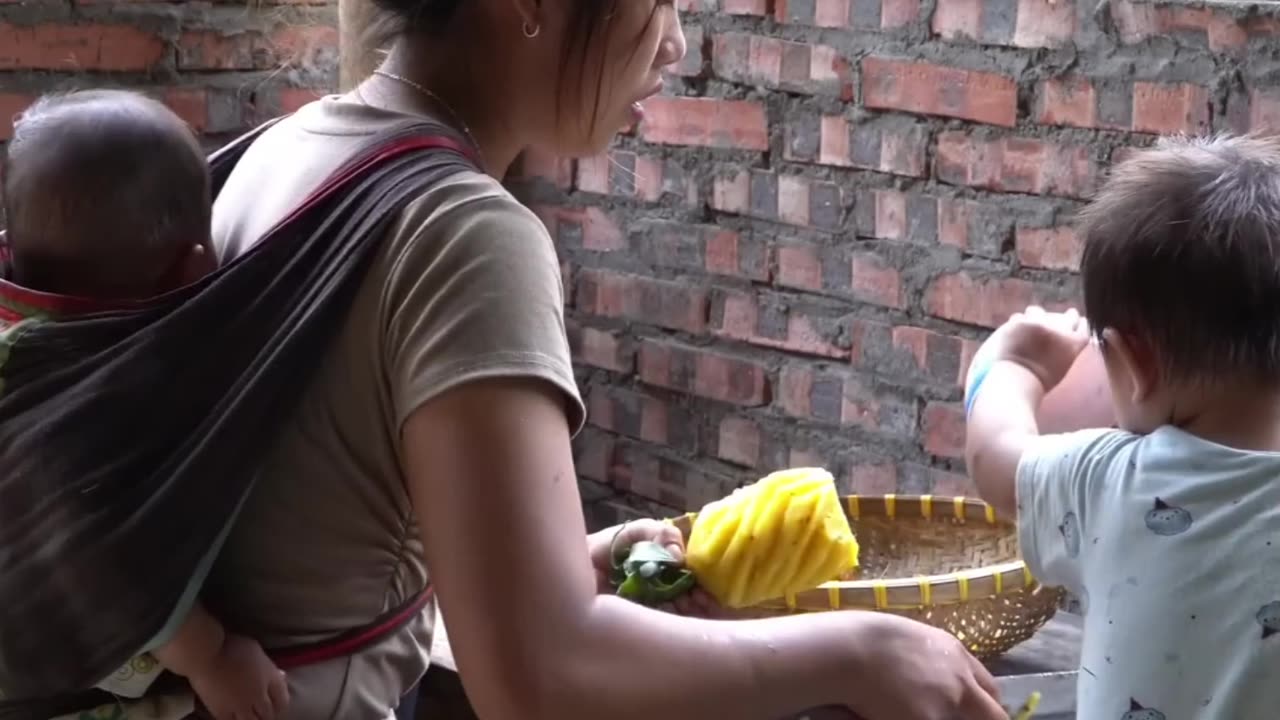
[397,169,547,240]
[382,169,557,274]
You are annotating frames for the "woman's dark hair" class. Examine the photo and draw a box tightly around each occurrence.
[369,0,663,138]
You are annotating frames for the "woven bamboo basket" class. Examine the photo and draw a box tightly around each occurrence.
[667,493,1064,659]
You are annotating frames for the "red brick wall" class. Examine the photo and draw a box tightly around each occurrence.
[3,0,1278,531]
[0,0,337,147]
[506,0,1280,529]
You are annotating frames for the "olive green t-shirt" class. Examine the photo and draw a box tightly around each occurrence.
[205,96,584,720]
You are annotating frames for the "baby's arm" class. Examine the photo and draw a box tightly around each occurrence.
[150,601,226,679]
[963,355,1046,519]
[962,307,1130,591]
[151,602,289,720]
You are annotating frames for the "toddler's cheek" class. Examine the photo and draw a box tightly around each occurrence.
[1038,344,1115,432]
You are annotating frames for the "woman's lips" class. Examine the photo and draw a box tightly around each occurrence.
[626,82,666,129]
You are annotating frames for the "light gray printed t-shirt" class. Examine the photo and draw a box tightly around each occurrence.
[1017,426,1280,720]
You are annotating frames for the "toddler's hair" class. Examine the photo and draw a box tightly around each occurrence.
[1079,133,1280,385]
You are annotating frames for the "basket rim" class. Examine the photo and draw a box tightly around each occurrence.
[666,494,1050,609]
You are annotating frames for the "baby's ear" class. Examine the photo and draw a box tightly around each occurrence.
[178,240,218,284]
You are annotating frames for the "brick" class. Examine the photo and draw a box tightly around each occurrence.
[1131,81,1211,135]
[1012,0,1076,48]
[777,0,921,30]
[850,252,904,309]
[784,113,928,177]
[541,206,625,251]
[922,402,965,459]
[936,133,1098,199]
[933,0,1073,48]
[1016,225,1082,271]
[575,270,708,333]
[587,385,689,449]
[849,322,972,387]
[160,88,210,132]
[717,415,762,466]
[512,148,574,190]
[639,340,770,406]
[846,462,899,494]
[567,323,635,373]
[636,221,770,281]
[1108,0,1280,54]
[900,463,978,495]
[713,291,850,359]
[861,57,1017,127]
[575,150,696,205]
[0,23,166,71]
[1037,76,1098,129]
[178,30,258,70]
[1040,76,1213,134]
[276,87,325,114]
[775,242,826,292]
[723,0,768,14]
[704,227,773,282]
[931,0,985,42]
[777,366,917,436]
[1251,89,1280,133]
[639,96,768,150]
[672,25,704,77]
[608,442,737,510]
[0,93,33,140]
[712,33,853,99]
[936,196,1011,258]
[711,168,844,229]
[573,428,618,484]
[923,272,1042,328]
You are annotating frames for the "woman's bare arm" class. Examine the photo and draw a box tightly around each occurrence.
[401,377,1005,720]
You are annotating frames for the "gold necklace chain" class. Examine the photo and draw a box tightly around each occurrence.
[372,69,486,166]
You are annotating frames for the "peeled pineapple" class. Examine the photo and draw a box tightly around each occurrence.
[684,467,860,608]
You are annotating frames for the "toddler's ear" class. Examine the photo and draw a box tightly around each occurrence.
[1102,327,1158,402]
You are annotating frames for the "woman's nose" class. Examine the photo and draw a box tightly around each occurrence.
[656,13,687,69]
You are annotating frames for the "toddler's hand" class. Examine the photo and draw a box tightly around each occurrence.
[188,633,289,720]
[979,306,1091,392]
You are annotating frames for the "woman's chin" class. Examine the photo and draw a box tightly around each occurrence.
[1037,344,1117,433]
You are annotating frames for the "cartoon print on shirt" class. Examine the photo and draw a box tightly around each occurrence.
[1060,510,1081,558]
[1121,698,1166,720]
[1144,498,1192,536]
[1256,601,1280,639]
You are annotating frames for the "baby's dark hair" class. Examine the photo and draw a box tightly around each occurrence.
[0,89,211,299]
[1079,133,1280,386]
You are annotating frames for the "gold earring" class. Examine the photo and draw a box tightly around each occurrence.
[522,20,540,38]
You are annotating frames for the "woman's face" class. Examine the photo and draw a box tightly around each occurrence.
[548,0,686,156]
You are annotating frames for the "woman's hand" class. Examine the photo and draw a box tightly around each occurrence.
[588,519,724,618]
[843,613,1005,720]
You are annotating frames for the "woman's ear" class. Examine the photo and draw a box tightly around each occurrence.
[1101,327,1158,402]
[507,0,542,34]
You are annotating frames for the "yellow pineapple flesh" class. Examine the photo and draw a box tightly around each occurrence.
[684,467,860,608]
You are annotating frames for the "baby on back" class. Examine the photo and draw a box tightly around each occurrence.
[0,89,288,719]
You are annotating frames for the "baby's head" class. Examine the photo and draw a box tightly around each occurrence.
[0,89,214,300]
[1079,133,1280,433]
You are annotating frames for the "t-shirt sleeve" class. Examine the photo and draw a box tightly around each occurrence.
[1015,427,1136,593]
[380,183,585,435]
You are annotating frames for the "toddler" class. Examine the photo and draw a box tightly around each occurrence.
[965,133,1280,719]
[0,89,288,719]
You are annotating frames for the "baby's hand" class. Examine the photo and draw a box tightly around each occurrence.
[188,634,289,720]
[978,306,1091,392]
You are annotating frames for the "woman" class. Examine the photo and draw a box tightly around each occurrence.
[204,0,1009,717]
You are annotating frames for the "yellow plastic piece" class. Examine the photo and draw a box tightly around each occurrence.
[684,467,860,609]
[1011,690,1041,720]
